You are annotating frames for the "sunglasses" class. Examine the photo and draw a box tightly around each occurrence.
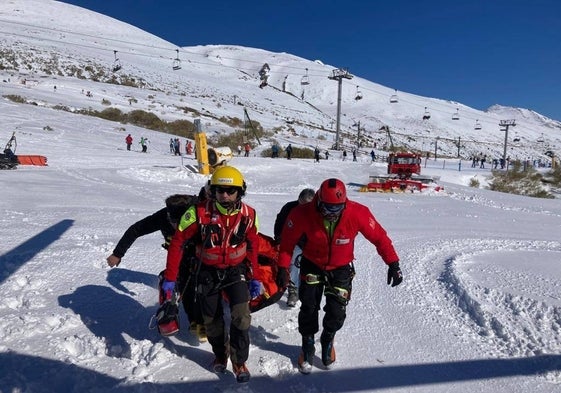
[216,186,238,195]
[320,202,345,215]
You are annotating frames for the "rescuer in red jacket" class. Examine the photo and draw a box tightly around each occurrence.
[278,178,402,374]
[162,166,259,383]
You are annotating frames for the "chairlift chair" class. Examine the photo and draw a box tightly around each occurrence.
[474,120,482,130]
[389,89,398,103]
[513,133,520,143]
[422,107,431,120]
[452,108,460,120]
[301,68,310,85]
[355,85,363,100]
[537,133,545,143]
[172,49,181,71]
[112,50,122,72]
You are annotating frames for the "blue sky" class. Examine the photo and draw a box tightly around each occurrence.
[61,0,561,121]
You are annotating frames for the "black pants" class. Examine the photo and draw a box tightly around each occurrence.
[197,264,251,365]
[298,257,353,337]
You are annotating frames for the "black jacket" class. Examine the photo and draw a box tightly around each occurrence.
[273,200,299,242]
[112,208,175,258]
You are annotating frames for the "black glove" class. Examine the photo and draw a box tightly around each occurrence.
[387,262,403,287]
[276,267,290,289]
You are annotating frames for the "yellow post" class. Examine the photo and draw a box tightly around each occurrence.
[194,119,209,175]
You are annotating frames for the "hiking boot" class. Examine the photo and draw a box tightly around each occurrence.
[211,342,230,373]
[232,362,250,383]
[297,335,315,374]
[320,330,336,367]
[212,356,228,373]
[286,284,298,307]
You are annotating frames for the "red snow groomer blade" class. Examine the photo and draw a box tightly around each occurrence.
[360,174,443,193]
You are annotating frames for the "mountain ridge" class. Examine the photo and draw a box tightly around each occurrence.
[0,0,559,161]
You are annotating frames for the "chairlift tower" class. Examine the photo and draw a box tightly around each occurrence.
[500,119,516,163]
[328,68,353,150]
[353,121,365,150]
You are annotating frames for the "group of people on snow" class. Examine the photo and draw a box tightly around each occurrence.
[124,134,149,152]
[125,135,195,156]
[106,165,402,383]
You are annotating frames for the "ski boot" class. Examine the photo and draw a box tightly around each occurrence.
[320,330,336,367]
[155,300,179,336]
[155,272,180,336]
[297,335,315,374]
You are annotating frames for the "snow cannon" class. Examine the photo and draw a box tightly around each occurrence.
[208,146,233,170]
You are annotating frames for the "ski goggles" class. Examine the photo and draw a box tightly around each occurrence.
[215,186,239,195]
[319,202,345,216]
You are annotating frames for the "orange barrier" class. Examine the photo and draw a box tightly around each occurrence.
[17,155,48,166]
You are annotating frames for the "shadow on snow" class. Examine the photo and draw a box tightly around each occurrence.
[1,351,560,392]
[0,219,74,285]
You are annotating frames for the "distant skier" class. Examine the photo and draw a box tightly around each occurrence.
[125,134,133,151]
[314,147,320,163]
[271,144,279,158]
[285,144,293,160]
[139,136,148,153]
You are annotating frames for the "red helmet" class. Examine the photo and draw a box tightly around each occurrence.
[318,178,346,204]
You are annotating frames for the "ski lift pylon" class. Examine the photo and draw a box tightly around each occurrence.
[452,108,460,120]
[389,89,398,103]
[355,85,363,100]
[422,107,431,120]
[112,50,122,72]
[301,68,310,85]
[172,49,181,71]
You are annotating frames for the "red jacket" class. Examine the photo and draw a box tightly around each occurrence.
[278,196,398,270]
[165,200,259,282]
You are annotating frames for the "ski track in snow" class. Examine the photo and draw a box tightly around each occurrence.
[448,189,561,218]
[400,236,561,383]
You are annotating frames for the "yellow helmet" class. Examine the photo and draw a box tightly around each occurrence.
[210,166,246,196]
